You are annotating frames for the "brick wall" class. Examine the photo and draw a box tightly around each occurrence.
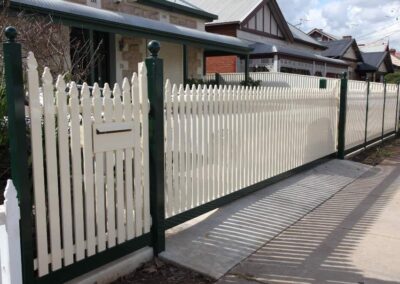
[206,56,237,73]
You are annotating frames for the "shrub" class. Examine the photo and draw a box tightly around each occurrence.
[240,78,261,87]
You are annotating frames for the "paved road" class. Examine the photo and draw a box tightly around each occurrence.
[218,155,400,284]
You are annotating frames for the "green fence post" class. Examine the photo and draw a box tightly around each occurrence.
[381,81,387,141]
[145,41,165,255]
[3,26,35,283]
[364,80,370,145]
[244,54,250,85]
[215,72,221,87]
[396,82,400,134]
[319,78,327,89]
[337,72,348,159]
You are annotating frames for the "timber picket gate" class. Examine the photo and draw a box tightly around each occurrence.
[2,27,400,283]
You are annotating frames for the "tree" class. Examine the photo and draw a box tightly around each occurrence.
[384,72,400,84]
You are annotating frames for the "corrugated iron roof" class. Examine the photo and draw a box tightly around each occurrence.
[8,0,251,54]
[167,0,263,24]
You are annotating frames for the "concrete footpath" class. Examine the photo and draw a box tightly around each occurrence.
[160,159,372,280]
[217,155,400,284]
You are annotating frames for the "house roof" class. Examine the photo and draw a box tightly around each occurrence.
[250,42,348,66]
[307,28,339,41]
[359,40,389,53]
[321,38,354,58]
[181,0,324,49]
[174,0,263,24]
[288,24,325,49]
[391,54,400,67]
[361,51,394,73]
[7,0,251,54]
[139,0,218,21]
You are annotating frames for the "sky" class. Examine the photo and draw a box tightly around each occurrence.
[277,0,400,50]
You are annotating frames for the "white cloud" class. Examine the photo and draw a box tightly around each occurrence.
[277,0,400,50]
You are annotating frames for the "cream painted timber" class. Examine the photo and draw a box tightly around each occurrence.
[66,247,153,284]
[160,41,184,85]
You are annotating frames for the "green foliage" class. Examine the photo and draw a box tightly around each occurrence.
[384,72,400,84]
[240,78,261,87]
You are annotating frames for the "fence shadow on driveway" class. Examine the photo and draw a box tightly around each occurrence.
[220,163,400,284]
[162,160,371,279]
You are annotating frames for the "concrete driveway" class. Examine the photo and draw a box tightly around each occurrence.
[218,156,400,284]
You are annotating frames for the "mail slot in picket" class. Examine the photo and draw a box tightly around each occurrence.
[92,122,135,153]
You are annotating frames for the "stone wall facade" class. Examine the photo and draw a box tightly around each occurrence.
[67,0,203,29]
[188,46,204,79]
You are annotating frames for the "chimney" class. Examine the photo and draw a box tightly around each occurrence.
[342,36,352,40]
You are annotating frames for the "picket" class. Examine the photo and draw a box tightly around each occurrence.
[27,52,49,276]
[26,52,151,277]
[55,76,74,266]
[164,83,337,217]
[0,181,22,284]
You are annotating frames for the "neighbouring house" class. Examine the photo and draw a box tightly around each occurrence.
[359,51,394,82]
[358,40,394,82]
[4,0,251,86]
[321,36,365,80]
[390,49,400,72]
[178,0,349,77]
[308,28,339,42]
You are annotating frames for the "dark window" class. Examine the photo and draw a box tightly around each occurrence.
[70,28,110,86]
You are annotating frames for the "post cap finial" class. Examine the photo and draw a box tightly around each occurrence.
[341,72,347,80]
[4,26,17,42]
[148,40,160,58]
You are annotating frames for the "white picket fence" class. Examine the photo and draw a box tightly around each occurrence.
[0,180,22,284]
[164,83,338,218]
[345,81,368,149]
[26,52,151,277]
[204,72,340,90]
[345,80,399,150]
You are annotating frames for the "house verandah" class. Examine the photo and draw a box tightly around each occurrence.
[6,0,252,87]
[237,42,348,78]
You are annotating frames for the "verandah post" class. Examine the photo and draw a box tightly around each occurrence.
[145,40,166,255]
[3,27,35,283]
[364,80,370,145]
[337,72,348,159]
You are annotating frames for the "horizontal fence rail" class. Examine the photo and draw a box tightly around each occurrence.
[26,52,151,279]
[164,83,338,219]
[204,72,340,90]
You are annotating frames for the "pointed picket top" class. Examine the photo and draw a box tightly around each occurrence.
[103,83,113,123]
[131,72,138,85]
[165,79,171,104]
[69,82,79,99]
[42,67,53,85]
[122,78,130,99]
[139,62,146,78]
[81,82,90,100]
[92,83,101,99]
[4,179,20,220]
[27,51,38,71]
[55,75,66,92]
[113,83,123,122]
